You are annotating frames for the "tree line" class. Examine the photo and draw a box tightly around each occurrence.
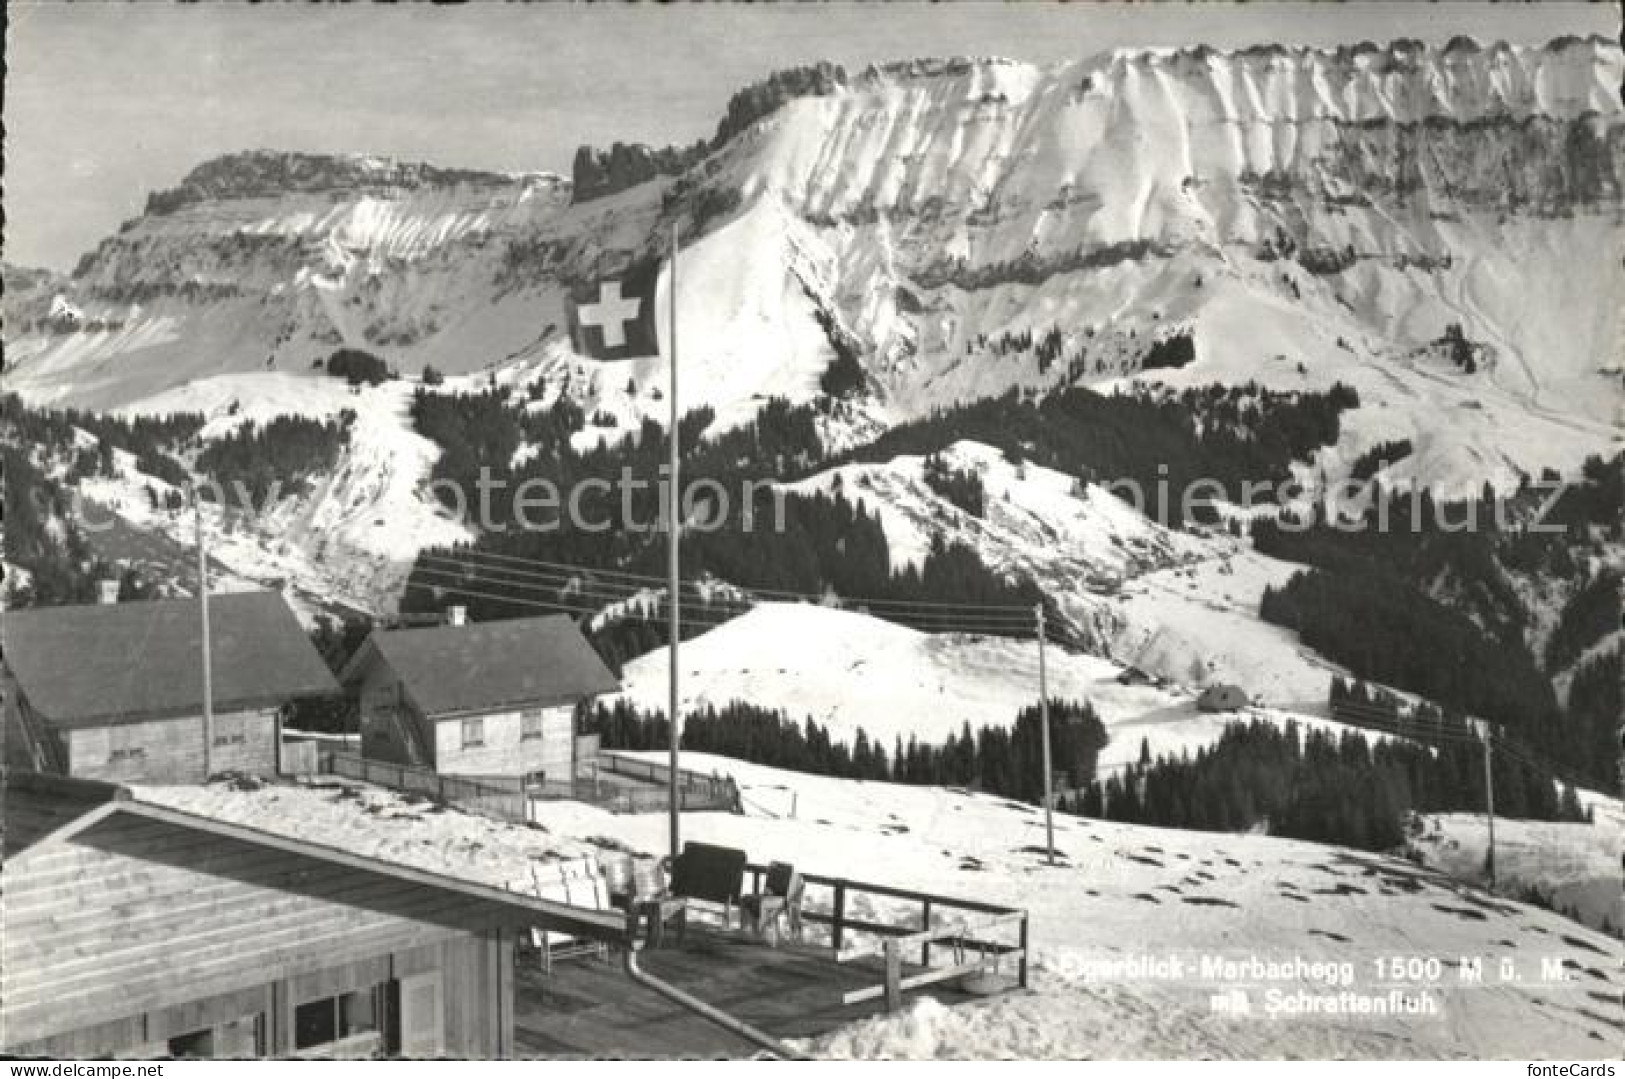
[839,382,1359,527]
[583,697,1108,798]
[0,393,200,490]
[1252,462,1624,790]
[195,414,352,505]
[1070,718,1587,853]
[402,383,1050,636]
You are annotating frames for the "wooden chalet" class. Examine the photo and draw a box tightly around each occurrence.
[0,772,624,1059]
[3,592,339,784]
[341,612,618,784]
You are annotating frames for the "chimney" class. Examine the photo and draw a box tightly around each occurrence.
[446,605,467,627]
[97,579,120,605]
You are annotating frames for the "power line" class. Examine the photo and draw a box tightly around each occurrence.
[1328,701,1484,746]
[404,571,745,628]
[410,563,1045,641]
[415,551,1040,625]
[1336,719,1481,747]
[413,558,680,606]
[1489,730,1588,790]
[402,578,749,629]
[407,561,1072,650]
[1335,700,1595,792]
[421,544,1042,615]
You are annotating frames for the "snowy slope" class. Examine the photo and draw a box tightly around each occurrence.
[1107,547,1345,711]
[783,439,1206,578]
[80,372,470,615]
[1412,808,1625,938]
[780,442,1339,707]
[782,439,1217,653]
[542,754,1624,1059]
[620,601,1355,771]
[138,760,1624,1059]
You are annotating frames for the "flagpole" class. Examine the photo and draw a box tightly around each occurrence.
[667,222,682,861]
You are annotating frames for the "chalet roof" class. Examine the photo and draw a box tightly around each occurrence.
[344,614,619,718]
[1,772,126,859]
[1,773,625,944]
[3,591,340,728]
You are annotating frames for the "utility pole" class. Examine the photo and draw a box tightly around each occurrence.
[1474,718,1496,891]
[667,222,682,861]
[193,487,215,780]
[1035,603,1055,866]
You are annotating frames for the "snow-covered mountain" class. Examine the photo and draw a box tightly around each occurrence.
[7,37,1622,495]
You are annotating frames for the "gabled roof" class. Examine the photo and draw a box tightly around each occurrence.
[343,614,619,718]
[1,772,126,858]
[3,591,340,728]
[1,772,625,944]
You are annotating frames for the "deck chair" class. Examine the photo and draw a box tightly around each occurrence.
[529,860,610,973]
[665,841,748,934]
[740,861,804,946]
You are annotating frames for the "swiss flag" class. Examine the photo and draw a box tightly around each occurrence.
[566,257,662,361]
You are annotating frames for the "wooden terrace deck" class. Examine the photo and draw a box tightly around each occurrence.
[513,933,985,1058]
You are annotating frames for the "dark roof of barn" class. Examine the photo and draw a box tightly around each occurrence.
[3,591,339,728]
[344,614,619,718]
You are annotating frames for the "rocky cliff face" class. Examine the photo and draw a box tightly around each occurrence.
[6,37,1621,493]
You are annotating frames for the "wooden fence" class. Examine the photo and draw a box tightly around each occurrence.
[320,750,528,823]
[279,739,320,778]
[743,862,1029,1011]
[316,747,736,821]
[529,752,740,815]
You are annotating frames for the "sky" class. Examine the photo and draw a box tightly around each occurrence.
[5,1,1617,270]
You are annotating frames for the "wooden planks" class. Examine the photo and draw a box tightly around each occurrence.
[65,708,276,784]
[511,935,982,1058]
[1,813,518,1048]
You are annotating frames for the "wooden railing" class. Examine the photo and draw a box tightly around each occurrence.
[743,862,1029,1011]
[320,750,528,823]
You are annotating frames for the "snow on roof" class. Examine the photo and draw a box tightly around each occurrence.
[133,776,595,890]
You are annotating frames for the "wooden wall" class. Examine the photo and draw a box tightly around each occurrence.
[356,661,431,769]
[1,815,516,1055]
[6,934,513,1059]
[7,690,68,774]
[432,704,572,780]
[64,708,276,783]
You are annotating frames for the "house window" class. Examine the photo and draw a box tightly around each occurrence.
[108,727,146,764]
[294,987,382,1054]
[460,717,485,748]
[167,1028,216,1058]
[521,709,544,741]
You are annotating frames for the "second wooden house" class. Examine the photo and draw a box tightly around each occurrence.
[340,611,619,784]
